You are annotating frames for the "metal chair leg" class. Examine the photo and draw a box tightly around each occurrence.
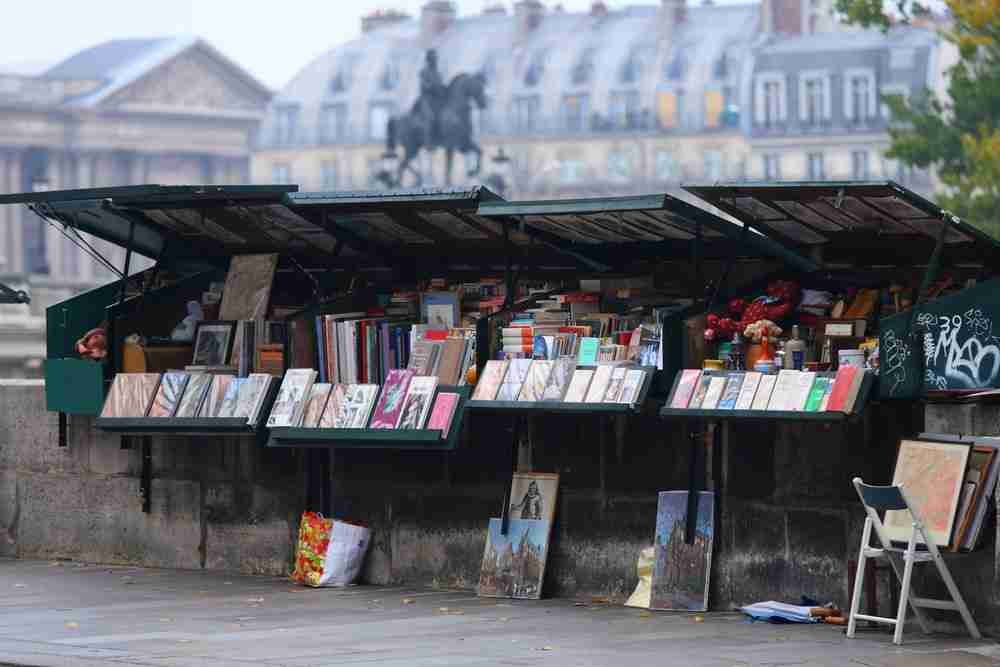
[847,517,872,639]
[893,528,918,646]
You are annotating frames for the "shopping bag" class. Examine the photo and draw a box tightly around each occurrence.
[291,512,371,587]
[625,546,655,608]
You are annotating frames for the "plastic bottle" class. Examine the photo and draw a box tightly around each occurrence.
[784,325,806,370]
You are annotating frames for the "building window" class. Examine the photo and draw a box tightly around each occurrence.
[559,159,586,185]
[704,150,723,181]
[572,49,596,85]
[318,104,347,143]
[801,76,828,125]
[321,161,338,190]
[272,163,292,185]
[524,51,546,87]
[609,90,640,129]
[655,150,677,182]
[380,57,401,91]
[329,54,358,93]
[665,48,687,81]
[845,70,875,122]
[763,154,782,180]
[608,150,633,183]
[704,90,724,129]
[274,105,300,146]
[807,152,825,180]
[512,95,541,132]
[368,102,393,141]
[755,74,786,127]
[851,150,870,180]
[620,47,650,84]
[563,94,590,132]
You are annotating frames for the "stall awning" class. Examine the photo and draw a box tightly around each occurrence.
[683,181,1000,266]
[477,194,819,273]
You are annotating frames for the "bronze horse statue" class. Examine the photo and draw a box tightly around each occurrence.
[385,72,487,187]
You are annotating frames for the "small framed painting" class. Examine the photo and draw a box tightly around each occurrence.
[192,321,236,366]
[884,438,972,546]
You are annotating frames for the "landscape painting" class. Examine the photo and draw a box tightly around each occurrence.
[478,518,551,600]
[650,491,714,612]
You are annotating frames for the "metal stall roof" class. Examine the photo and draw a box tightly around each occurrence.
[477,193,819,273]
[682,181,1000,266]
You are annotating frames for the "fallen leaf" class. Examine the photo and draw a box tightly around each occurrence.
[13,584,26,589]
[245,597,264,603]
[65,622,79,630]
[573,602,586,607]
[439,607,450,612]
[223,581,233,585]
[693,615,705,623]
[158,618,172,623]
[177,639,192,644]
[639,611,652,619]
[499,617,510,622]
[402,598,415,605]
[537,646,554,651]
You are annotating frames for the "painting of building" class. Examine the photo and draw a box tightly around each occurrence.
[479,517,551,599]
[650,490,714,611]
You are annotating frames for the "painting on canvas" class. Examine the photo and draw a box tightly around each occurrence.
[650,491,714,612]
[508,472,559,523]
[885,439,971,546]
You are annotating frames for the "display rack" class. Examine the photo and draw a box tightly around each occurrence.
[465,366,657,415]
[659,372,875,422]
[267,385,471,450]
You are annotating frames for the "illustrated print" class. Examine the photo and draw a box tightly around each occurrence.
[510,480,543,520]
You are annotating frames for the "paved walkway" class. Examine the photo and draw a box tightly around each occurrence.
[0,558,997,666]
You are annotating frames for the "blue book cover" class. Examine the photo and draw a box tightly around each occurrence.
[717,373,745,410]
[532,335,549,359]
[422,291,460,329]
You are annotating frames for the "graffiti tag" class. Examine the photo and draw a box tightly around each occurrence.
[921,308,1000,389]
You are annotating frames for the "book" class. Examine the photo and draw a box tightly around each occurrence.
[436,338,467,385]
[688,373,715,409]
[542,358,576,401]
[734,371,762,410]
[427,392,460,437]
[700,375,728,410]
[398,377,439,429]
[370,369,415,429]
[767,370,800,411]
[564,369,594,403]
[670,370,702,409]
[216,377,245,418]
[200,374,233,417]
[100,373,161,418]
[619,369,646,404]
[319,383,348,427]
[751,374,777,410]
[422,291,461,329]
[717,373,744,410]
[578,337,600,365]
[519,360,553,402]
[301,383,333,427]
[148,372,189,418]
[248,376,277,426]
[175,373,212,417]
[473,360,509,401]
[266,369,317,427]
[234,373,273,424]
[788,371,816,411]
[603,367,629,402]
[497,359,532,401]
[334,384,380,428]
[585,365,614,403]
[826,366,861,413]
[803,376,831,412]
[819,376,836,411]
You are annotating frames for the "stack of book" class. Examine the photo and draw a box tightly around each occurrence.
[408,334,476,385]
[667,366,868,413]
[265,368,462,436]
[314,312,414,385]
[99,371,277,426]
[229,320,287,376]
[471,359,647,406]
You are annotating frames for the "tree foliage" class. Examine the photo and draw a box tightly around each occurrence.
[835,0,1000,237]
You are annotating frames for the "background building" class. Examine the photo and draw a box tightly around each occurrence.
[252,0,951,200]
[0,36,271,376]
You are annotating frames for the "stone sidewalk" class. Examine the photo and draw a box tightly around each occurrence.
[0,558,997,667]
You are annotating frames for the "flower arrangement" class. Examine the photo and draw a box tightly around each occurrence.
[744,319,782,343]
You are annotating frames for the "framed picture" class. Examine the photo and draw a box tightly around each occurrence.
[192,321,236,366]
[884,438,972,546]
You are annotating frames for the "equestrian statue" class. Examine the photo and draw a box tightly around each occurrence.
[384,50,486,187]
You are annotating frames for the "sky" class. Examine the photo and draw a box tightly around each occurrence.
[0,0,613,90]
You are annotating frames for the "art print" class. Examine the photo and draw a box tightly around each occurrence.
[650,491,714,612]
[191,321,235,366]
[147,372,189,418]
[508,472,558,523]
[100,373,160,419]
[174,373,212,418]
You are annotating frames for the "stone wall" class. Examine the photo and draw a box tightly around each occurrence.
[2,379,997,636]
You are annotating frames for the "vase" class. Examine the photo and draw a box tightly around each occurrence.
[746,338,774,369]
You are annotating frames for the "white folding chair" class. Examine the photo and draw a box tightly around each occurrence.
[847,477,980,645]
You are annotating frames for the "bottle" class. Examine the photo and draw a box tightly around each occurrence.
[730,333,745,371]
[785,325,806,370]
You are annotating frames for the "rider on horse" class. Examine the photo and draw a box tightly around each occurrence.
[414,50,447,146]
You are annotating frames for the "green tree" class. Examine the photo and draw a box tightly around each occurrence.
[834,0,1000,237]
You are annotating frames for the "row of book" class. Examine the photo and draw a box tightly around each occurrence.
[668,366,867,414]
[472,359,648,405]
[408,336,475,385]
[266,368,460,435]
[99,372,276,425]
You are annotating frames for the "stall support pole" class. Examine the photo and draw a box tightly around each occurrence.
[140,436,152,514]
[58,412,68,448]
[500,415,522,536]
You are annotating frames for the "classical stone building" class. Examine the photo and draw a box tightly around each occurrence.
[0,36,271,376]
[252,0,950,200]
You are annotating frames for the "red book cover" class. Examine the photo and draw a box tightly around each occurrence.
[826,366,858,412]
[370,369,415,428]
[425,329,450,341]
[670,370,703,408]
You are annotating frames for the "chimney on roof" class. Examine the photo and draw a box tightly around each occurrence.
[421,1,456,42]
[362,9,411,33]
[514,0,546,35]
[760,0,827,34]
[660,0,687,41]
[483,2,507,14]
